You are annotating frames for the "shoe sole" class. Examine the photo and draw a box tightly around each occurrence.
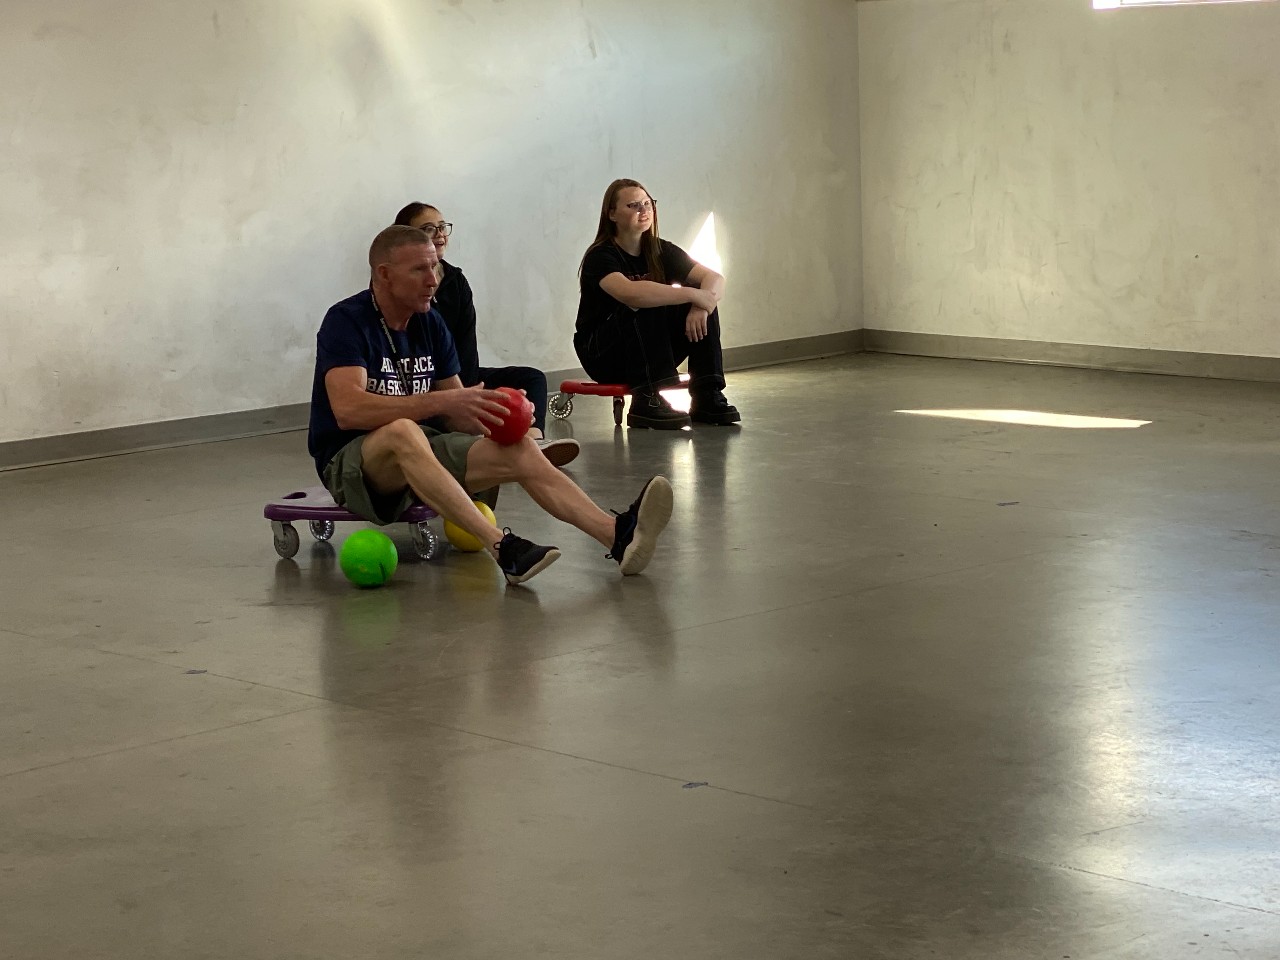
[626,415,691,430]
[690,409,742,425]
[503,548,562,585]
[539,440,580,467]
[619,477,674,576]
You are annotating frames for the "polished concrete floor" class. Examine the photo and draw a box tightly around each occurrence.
[3,354,1280,958]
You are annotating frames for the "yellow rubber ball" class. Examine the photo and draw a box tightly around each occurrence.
[443,501,498,553]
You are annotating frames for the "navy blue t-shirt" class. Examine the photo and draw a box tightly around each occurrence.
[307,289,461,478]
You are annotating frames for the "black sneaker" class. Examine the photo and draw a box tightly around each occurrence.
[495,528,560,584]
[689,389,741,425]
[606,476,674,576]
[627,390,691,430]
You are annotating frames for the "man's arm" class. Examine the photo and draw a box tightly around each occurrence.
[325,368,506,435]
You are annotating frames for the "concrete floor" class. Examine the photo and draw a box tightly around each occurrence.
[2,354,1280,958]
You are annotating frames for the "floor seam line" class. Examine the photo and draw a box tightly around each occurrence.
[0,704,323,782]
[353,710,819,812]
[1013,853,1280,917]
[86,648,348,704]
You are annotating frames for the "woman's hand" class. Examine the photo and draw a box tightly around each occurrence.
[687,288,719,314]
[686,307,710,343]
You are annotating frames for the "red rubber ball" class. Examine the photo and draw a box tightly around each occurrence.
[489,387,535,445]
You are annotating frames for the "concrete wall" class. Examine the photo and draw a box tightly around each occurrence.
[0,0,860,443]
[859,0,1280,357]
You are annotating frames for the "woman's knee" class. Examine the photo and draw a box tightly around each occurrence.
[521,367,549,395]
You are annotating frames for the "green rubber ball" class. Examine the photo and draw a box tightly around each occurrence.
[339,529,399,588]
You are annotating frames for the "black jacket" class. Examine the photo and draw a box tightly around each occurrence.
[431,260,481,386]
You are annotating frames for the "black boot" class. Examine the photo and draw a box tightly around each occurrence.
[689,388,741,425]
[627,389,691,430]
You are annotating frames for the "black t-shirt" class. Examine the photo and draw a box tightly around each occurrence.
[307,289,460,478]
[575,239,697,335]
[430,260,481,386]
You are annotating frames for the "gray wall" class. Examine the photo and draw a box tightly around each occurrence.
[1,0,861,443]
[859,0,1280,356]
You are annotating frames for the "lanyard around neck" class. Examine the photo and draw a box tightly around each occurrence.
[370,288,414,397]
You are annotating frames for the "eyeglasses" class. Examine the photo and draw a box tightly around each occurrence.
[623,200,655,214]
[415,221,453,238]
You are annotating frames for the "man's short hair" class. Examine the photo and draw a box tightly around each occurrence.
[369,225,433,270]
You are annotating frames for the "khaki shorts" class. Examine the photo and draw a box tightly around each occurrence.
[322,425,486,526]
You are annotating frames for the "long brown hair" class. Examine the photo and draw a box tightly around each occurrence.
[579,179,664,282]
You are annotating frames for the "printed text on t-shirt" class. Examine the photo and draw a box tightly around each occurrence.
[366,356,436,396]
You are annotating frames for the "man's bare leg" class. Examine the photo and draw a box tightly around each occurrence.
[357,422,664,579]
[358,419,507,557]
[465,436,616,547]
[467,436,672,575]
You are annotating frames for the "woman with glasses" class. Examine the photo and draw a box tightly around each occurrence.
[574,179,739,429]
[394,202,578,466]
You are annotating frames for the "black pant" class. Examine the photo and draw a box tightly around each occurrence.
[574,306,726,393]
[472,365,549,432]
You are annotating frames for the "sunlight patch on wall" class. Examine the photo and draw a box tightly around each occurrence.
[688,213,723,274]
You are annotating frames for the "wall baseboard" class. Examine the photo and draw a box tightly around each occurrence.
[542,329,866,386]
[0,329,864,472]
[723,329,865,372]
[11,328,1276,472]
[0,405,311,473]
[863,330,1280,384]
